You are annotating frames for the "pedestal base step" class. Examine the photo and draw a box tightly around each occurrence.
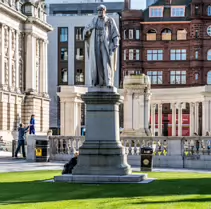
[54,174,147,183]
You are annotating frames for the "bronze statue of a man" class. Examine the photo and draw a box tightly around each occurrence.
[83,5,120,87]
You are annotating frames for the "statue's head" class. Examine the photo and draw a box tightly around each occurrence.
[97,5,106,18]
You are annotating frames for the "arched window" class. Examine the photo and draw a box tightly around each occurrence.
[177,29,187,40]
[207,49,211,60]
[161,28,172,40]
[146,29,156,41]
[207,71,211,84]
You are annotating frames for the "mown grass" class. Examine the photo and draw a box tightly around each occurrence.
[0,170,211,209]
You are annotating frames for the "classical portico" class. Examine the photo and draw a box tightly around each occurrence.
[150,86,211,136]
[0,0,52,141]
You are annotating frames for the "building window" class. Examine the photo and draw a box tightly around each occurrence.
[177,29,187,40]
[195,50,199,59]
[146,29,156,41]
[207,26,211,36]
[129,49,133,60]
[60,48,68,61]
[59,27,68,42]
[76,48,84,61]
[147,71,163,84]
[61,68,68,83]
[147,50,163,61]
[149,7,163,17]
[135,49,140,60]
[129,29,133,39]
[170,71,186,84]
[195,73,199,81]
[195,30,199,38]
[207,71,211,84]
[76,28,83,41]
[170,49,187,60]
[208,6,211,16]
[135,30,140,40]
[123,49,126,60]
[161,28,172,40]
[75,69,84,84]
[207,50,211,60]
[195,5,199,15]
[171,7,185,17]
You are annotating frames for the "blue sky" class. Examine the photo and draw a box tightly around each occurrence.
[106,0,146,9]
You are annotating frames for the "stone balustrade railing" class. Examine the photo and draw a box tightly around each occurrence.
[49,136,211,169]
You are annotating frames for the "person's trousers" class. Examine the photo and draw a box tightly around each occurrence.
[29,129,35,134]
[15,140,26,157]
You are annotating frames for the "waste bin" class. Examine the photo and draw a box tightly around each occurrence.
[141,147,153,172]
[35,140,49,162]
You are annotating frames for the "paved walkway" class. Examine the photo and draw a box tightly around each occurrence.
[1,151,211,174]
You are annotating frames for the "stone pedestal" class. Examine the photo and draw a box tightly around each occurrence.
[72,87,131,176]
[121,74,151,137]
[54,87,148,183]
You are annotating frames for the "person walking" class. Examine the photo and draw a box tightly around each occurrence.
[14,123,30,158]
[29,114,35,135]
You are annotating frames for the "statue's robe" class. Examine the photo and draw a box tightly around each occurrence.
[84,15,120,86]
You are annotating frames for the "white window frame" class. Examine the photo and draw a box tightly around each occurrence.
[129,29,133,39]
[208,71,211,84]
[170,49,187,61]
[149,7,163,17]
[147,71,163,84]
[135,30,140,40]
[147,50,163,61]
[135,50,140,60]
[124,49,127,60]
[129,49,133,60]
[171,6,185,17]
[207,49,211,60]
[208,6,211,16]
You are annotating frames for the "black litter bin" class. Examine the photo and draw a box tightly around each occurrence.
[35,140,49,162]
[141,147,153,172]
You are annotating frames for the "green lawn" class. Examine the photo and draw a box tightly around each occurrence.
[0,170,211,209]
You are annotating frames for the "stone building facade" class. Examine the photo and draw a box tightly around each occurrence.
[121,0,211,88]
[0,0,52,141]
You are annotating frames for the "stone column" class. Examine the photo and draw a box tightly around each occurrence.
[190,102,195,136]
[40,40,48,95]
[8,28,12,88]
[0,24,5,87]
[15,31,19,92]
[158,103,162,136]
[121,75,151,136]
[144,89,151,135]
[151,104,156,136]
[195,102,199,134]
[57,86,87,136]
[25,33,36,92]
[178,103,183,136]
[171,103,176,136]
[123,91,133,130]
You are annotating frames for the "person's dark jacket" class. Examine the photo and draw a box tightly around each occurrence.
[62,157,78,174]
[18,126,29,141]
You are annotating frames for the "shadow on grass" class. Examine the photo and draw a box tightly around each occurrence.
[1,177,211,205]
[132,197,211,205]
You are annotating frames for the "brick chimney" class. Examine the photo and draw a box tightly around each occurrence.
[124,0,131,10]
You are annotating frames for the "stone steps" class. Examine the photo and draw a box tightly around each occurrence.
[54,174,148,183]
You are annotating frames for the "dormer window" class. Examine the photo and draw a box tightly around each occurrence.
[149,7,163,17]
[171,6,185,17]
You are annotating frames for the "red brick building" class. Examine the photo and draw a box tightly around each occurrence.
[121,0,211,88]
